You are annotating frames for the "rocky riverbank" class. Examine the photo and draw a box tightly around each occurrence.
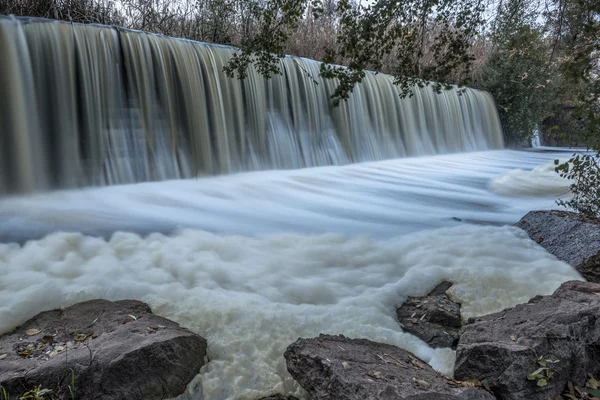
[282,280,600,400]
[516,210,600,282]
[0,300,207,400]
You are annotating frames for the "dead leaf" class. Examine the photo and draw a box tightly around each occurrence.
[18,349,33,357]
[509,335,517,341]
[0,354,7,360]
[412,377,430,387]
[146,327,156,334]
[73,333,92,343]
[588,374,599,389]
[367,371,384,379]
[25,328,41,336]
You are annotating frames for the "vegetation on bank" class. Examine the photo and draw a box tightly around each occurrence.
[0,0,598,214]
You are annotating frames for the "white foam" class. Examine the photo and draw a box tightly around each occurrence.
[0,225,581,399]
[489,159,572,197]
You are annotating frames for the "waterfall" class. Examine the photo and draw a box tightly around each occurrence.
[0,16,504,194]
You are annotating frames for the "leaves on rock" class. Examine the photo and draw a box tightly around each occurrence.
[411,377,431,387]
[73,333,92,343]
[588,375,599,390]
[367,371,384,380]
[560,376,600,400]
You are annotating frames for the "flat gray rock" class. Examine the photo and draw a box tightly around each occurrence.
[0,299,207,400]
[454,280,600,400]
[396,281,461,349]
[284,334,495,400]
[516,210,600,282]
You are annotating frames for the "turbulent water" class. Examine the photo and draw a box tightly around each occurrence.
[0,16,503,194]
[0,148,572,243]
[0,14,582,400]
[0,147,581,399]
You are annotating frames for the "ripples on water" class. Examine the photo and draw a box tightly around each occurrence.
[0,148,572,242]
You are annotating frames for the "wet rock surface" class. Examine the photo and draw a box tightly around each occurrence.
[0,299,207,400]
[516,210,600,282]
[284,334,495,400]
[396,281,462,349]
[455,280,600,400]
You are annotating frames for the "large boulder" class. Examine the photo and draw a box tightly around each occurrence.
[284,334,495,400]
[454,280,600,400]
[516,210,600,282]
[396,281,461,349]
[0,299,207,400]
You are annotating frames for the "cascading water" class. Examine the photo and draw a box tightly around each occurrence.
[1,15,581,400]
[0,16,503,194]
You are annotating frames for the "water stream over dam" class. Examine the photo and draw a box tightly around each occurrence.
[0,16,503,194]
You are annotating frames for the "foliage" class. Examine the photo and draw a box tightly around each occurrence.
[554,0,600,216]
[526,356,559,387]
[470,0,561,144]
[223,0,485,103]
[223,0,321,79]
[562,374,600,399]
[18,387,52,400]
[474,26,560,144]
[556,152,600,217]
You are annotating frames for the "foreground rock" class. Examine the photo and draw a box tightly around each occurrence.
[396,281,461,349]
[455,280,600,400]
[516,210,600,282]
[284,334,495,400]
[0,299,207,399]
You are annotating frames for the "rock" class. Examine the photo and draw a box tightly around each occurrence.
[396,281,462,349]
[284,334,495,400]
[0,299,207,400]
[454,280,600,400]
[516,210,600,282]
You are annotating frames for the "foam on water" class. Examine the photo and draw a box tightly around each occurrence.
[0,148,583,399]
[489,159,572,197]
[0,225,581,399]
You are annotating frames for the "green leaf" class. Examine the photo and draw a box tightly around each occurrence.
[587,388,600,397]
[527,371,543,381]
[537,378,548,387]
[537,358,547,367]
[531,367,547,376]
